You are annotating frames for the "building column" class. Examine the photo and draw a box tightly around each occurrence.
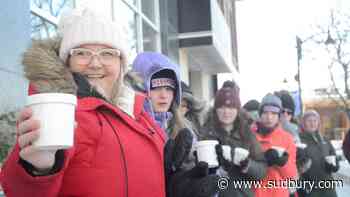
[0,0,30,114]
[190,71,213,102]
[179,48,190,83]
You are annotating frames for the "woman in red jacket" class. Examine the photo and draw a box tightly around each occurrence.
[0,8,166,197]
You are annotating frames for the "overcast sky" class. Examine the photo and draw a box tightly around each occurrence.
[219,0,349,104]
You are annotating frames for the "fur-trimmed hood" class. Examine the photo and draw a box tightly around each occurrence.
[22,38,136,117]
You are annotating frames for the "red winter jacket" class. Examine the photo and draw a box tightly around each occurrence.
[0,93,166,197]
[254,126,298,197]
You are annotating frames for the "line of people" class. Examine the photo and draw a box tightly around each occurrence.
[0,8,342,197]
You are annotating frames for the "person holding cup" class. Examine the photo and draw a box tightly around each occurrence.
[201,86,267,197]
[0,8,167,197]
[130,52,219,197]
[253,93,298,197]
[298,110,339,197]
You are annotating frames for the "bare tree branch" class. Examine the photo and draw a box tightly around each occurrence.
[306,11,350,119]
[49,0,54,16]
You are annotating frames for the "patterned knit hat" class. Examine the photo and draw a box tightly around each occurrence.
[58,8,129,67]
[214,87,241,109]
[150,69,176,89]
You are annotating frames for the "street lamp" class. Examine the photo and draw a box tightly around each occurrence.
[325,29,336,45]
[296,36,303,115]
[295,30,336,116]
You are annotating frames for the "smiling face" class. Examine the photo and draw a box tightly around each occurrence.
[68,44,121,99]
[216,106,238,126]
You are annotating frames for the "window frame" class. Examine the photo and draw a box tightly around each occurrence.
[116,0,161,52]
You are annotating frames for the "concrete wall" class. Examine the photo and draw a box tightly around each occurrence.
[0,0,30,161]
[0,0,30,114]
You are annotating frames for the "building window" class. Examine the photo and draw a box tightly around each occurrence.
[141,0,157,24]
[159,0,179,63]
[29,0,161,60]
[143,21,158,51]
[30,0,75,39]
[113,0,160,60]
[31,14,57,39]
[114,0,138,60]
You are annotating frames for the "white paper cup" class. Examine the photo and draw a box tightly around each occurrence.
[194,140,219,168]
[296,143,307,149]
[233,147,249,165]
[26,93,77,150]
[222,145,232,162]
[325,155,337,166]
[271,146,286,157]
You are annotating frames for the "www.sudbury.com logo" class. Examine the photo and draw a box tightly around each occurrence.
[217,176,343,191]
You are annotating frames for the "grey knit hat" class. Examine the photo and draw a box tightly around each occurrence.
[259,93,282,114]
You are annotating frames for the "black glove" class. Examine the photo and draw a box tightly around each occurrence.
[164,128,193,175]
[215,144,233,170]
[264,148,289,167]
[172,128,193,169]
[296,147,309,166]
[296,147,312,174]
[215,144,250,172]
[168,162,220,197]
[324,156,340,173]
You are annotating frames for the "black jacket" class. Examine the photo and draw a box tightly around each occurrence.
[299,131,339,197]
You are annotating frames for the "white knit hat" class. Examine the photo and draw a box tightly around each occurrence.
[58,8,128,67]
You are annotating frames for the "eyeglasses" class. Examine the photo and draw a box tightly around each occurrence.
[282,109,293,115]
[70,48,121,65]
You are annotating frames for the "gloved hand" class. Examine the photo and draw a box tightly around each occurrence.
[164,128,193,175]
[17,107,57,172]
[296,147,308,164]
[167,161,220,197]
[264,148,289,167]
[296,147,312,173]
[216,144,250,171]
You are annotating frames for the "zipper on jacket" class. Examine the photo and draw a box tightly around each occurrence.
[101,113,129,197]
